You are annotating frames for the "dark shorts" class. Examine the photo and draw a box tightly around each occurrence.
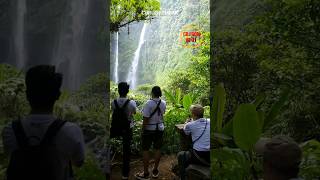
[141,130,164,151]
[178,149,210,167]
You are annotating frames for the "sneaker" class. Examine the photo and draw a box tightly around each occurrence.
[122,176,129,180]
[152,169,159,178]
[135,172,150,180]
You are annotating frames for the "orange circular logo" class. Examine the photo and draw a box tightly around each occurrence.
[179,24,203,48]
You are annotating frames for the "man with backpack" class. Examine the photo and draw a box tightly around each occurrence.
[2,65,85,180]
[110,82,137,179]
[177,104,210,180]
[135,86,166,180]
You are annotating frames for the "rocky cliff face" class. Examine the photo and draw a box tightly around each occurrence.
[0,0,108,90]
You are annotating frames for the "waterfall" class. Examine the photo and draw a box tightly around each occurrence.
[52,0,89,90]
[69,0,89,90]
[126,23,147,89]
[114,32,119,83]
[14,0,27,69]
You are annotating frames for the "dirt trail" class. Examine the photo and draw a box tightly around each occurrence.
[110,155,179,180]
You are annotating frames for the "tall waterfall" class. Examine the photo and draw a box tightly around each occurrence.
[114,32,119,83]
[126,23,147,89]
[14,0,27,69]
[53,0,89,90]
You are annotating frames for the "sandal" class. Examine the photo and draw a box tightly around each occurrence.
[152,168,159,178]
[135,171,150,180]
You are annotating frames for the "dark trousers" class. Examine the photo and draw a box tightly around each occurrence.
[122,129,132,177]
[177,150,210,180]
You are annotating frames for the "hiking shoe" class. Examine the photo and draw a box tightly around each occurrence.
[135,172,150,180]
[152,169,159,178]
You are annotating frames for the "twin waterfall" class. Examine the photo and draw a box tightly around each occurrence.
[113,23,147,89]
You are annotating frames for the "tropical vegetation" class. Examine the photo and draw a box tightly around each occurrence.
[211,0,320,179]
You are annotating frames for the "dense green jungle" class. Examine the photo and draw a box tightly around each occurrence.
[211,0,320,179]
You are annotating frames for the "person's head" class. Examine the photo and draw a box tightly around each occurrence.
[189,104,204,120]
[255,135,302,180]
[151,86,162,98]
[118,82,130,97]
[26,65,62,113]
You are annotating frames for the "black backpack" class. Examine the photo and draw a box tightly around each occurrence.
[6,119,70,180]
[110,99,131,138]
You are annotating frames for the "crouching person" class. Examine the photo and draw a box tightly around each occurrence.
[177,104,210,180]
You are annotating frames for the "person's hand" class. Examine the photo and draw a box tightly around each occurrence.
[185,118,192,124]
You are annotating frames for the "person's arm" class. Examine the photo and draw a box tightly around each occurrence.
[142,101,151,126]
[70,125,85,167]
[162,100,166,114]
[131,100,137,115]
[178,123,192,145]
[182,123,193,138]
[2,123,18,156]
[111,100,115,111]
[183,123,192,135]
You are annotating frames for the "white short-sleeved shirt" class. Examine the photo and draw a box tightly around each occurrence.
[184,118,210,151]
[142,98,166,131]
[111,98,137,128]
[2,114,85,180]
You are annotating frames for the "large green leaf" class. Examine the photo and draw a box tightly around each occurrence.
[222,119,233,137]
[163,89,176,105]
[212,84,226,133]
[211,147,251,179]
[263,88,290,130]
[299,139,320,179]
[233,104,261,151]
[182,94,193,111]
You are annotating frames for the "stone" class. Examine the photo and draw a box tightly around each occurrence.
[186,164,210,180]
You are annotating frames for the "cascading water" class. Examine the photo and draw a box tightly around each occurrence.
[114,32,119,83]
[126,23,147,89]
[52,0,89,90]
[14,0,27,69]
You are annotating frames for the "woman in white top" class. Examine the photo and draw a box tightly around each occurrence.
[135,86,166,180]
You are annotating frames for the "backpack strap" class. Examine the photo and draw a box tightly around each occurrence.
[12,119,67,147]
[12,119,28,148]
[114,99,131,109]
[114,100,119,109]
[144,100,163,129]
[41,119,71,177]
[122,99,131,109]
[149,100,161,118]
[192,119,208,145]
[40,119,67,145]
